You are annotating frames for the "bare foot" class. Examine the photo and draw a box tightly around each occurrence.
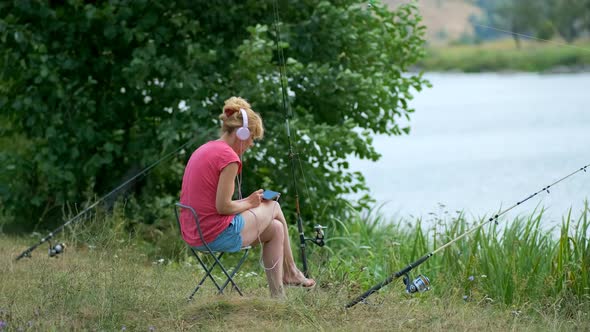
[283,270,316,288]
[270,289,287,299]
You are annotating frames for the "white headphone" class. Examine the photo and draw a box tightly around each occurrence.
[236,108,251,141]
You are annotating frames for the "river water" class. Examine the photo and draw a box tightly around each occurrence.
[348,72,590,226]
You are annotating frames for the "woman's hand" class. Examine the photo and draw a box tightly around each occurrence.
[246,189,264,209]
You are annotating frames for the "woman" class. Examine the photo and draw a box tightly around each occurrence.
[179,96,315,298]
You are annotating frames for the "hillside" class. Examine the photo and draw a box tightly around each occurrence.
[384,0,482,45]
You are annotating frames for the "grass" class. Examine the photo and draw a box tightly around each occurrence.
[419,38,590,72]
[1,202,589,331]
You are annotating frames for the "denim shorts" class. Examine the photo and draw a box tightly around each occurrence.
[193,214,245,253]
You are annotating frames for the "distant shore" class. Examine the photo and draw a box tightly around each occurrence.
[416,39,590,73]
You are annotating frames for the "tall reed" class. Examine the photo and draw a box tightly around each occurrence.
[319,201,590,310]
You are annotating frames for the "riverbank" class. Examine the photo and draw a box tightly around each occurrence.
[418,39,590,73]
[1,205,588,330]
[1,241,581,332]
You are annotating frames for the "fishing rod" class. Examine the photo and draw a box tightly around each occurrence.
[272,0,326,278]
[15,137,198,261]
[346,163,589,308]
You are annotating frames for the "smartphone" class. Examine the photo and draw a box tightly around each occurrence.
[262,189,280,201]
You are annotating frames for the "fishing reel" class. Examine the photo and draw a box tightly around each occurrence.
[48,241,66,258]
[403,273,431,294]
[305,225,326,247]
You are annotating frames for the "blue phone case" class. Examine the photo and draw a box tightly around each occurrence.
[262,190,280,200]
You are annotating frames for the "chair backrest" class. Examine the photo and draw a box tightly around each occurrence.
[174,203,208,249]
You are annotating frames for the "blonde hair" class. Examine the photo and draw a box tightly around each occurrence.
[219,96,264,139]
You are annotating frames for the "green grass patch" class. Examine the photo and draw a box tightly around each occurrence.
[1,202,589,330]
[419,39,590,72]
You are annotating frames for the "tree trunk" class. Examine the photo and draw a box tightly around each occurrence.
[511,21,521,49]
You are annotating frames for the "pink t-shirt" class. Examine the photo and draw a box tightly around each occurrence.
[179,140,241,247]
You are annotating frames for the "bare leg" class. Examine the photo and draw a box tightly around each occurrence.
[241,214,285,297]
[265,201,310,285]
[259,220,285,297]
[241,201,315,287]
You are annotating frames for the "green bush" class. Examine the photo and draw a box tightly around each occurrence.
[0,0,429,236]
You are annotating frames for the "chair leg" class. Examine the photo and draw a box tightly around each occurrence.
[187,248,250,299]
[219,248,250,296]
[209,251,242,296]
[176,204,251,299]
[188,251,225,300]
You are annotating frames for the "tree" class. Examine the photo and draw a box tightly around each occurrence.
[473,0,590,44]
[549,0,587,43]
[0,0,428,234]
[490,0,545,48]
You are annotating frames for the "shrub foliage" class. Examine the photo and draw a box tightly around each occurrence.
[0,0,428,232]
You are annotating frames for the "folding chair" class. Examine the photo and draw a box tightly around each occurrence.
[174,202,250,299]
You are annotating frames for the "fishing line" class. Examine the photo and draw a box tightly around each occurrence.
[346,163,589,308]
[15,136,199,261]
[473,23,590,53]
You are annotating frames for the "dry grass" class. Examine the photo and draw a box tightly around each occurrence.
[1,236,588,331]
